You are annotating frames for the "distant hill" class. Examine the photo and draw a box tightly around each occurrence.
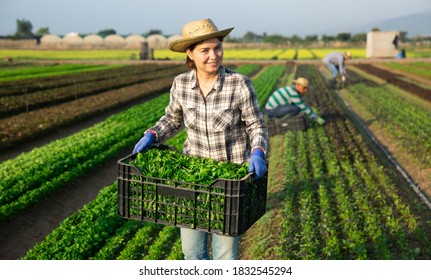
[324,11,431,37]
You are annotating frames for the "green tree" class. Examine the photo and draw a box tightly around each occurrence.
[321,35,335,47]
[399,31,408,42]
[351,33,366,43]
[98,29,116,37]
[263,34,287,45]
[288,35,303,46]
[35,27,50,37]
[243,31,262,43]
[304,35,318,45]
[148,29,162,35]
[15,19,34,39]
[336,32,351,42]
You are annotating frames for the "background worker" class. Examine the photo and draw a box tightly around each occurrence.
[132,18,268,260]
[322,51,352,87]
[263,77,326,125]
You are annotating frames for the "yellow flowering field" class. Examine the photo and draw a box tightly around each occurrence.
[2,47,429,61]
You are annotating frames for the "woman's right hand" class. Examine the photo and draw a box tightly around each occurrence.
[133,132,156,154]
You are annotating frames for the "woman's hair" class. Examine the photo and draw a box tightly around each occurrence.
[185,36,224,69]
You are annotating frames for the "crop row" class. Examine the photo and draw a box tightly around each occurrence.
[0,63,121,83]
[381,62,431,79]
[344,82,431,166]
[153,48,367,60]
[279,125,430,259]
[353,64,431,102]
[276,64,431,259]
[0,64,170,96]
[0,66,186,151]
[0,93,170,222]
[20,64,285,259]
[0,65,185,117]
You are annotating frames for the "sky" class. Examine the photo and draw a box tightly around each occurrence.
[1,0,430,37]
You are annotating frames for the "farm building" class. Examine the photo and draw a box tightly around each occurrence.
[167,34,183,46]
[82,34,104,46]
[366,31,400,58]
[40,34,62,46]
[39,34,168,49]
[146,34,168,49]
[125,35,146,48]
[104,34,126,47]
[63,33,83,46]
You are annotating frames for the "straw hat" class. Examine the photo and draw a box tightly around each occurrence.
[293,77,309,88]
[344,51,352,59]
[169,18,234,52]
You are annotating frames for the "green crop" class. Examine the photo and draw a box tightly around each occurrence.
[124,147,252,232]
[131,148,249,185]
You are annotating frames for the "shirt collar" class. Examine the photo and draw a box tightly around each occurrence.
[191,66,225,91]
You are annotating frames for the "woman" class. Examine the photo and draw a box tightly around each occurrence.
[132,18,268,260]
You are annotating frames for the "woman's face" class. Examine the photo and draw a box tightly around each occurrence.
[186,37,223,75]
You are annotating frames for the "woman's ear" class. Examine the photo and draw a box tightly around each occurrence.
[186,49,194,61]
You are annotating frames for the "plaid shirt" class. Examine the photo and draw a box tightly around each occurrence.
[150,66,268,164]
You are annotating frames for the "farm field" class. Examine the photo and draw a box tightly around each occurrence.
[0,56,430,260]
[1,47,431,61]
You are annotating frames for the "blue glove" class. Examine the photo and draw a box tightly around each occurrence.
[248,148,267,179]
[133,132,155,154]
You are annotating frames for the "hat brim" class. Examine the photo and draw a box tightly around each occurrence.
[169,27,234,53]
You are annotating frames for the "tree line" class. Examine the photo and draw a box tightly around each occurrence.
[6,18,430,46]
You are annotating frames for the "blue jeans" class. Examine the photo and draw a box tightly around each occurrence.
[180,228,240,260]
[263,105,301,119]
[325,63,339,79]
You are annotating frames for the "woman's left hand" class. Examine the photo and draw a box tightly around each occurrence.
[248,148,267,179]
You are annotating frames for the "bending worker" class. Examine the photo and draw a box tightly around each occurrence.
[322,51,352,87]
[263,77,325,125]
